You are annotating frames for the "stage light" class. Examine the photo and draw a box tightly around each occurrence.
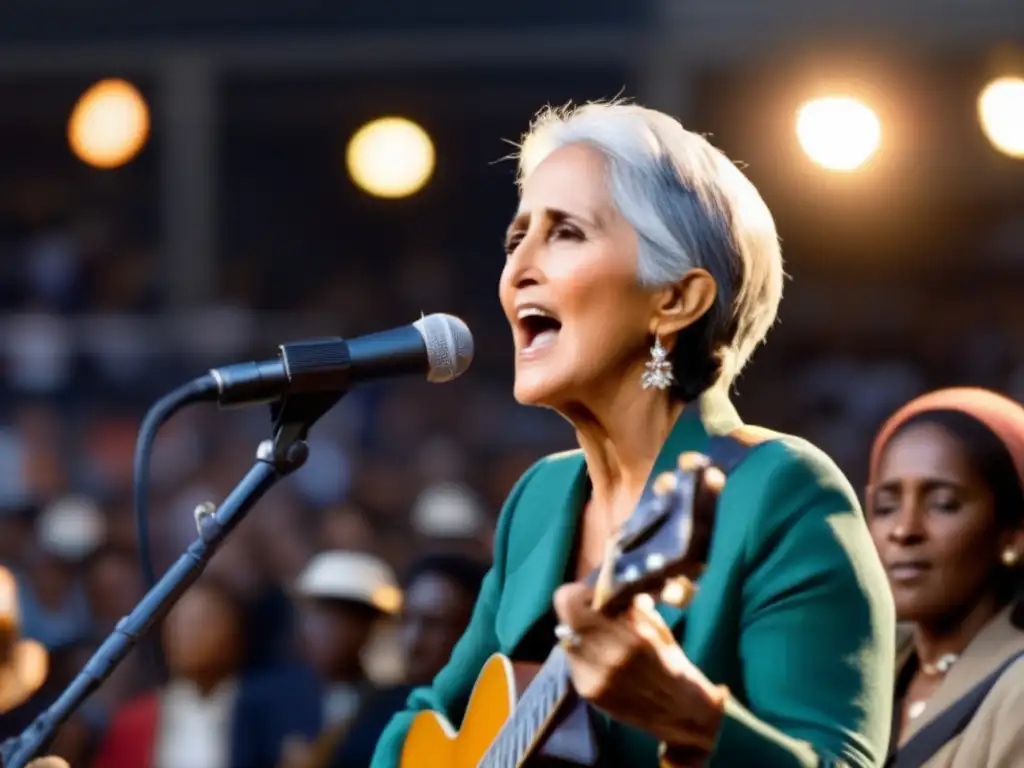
[346,117,435,199]
[68,79,150,169]
[978,76,1024,159]
[796,96,881,172]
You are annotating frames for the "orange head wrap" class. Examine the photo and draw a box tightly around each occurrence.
[868,386,1024,507]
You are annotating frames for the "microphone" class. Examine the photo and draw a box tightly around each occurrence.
[205,313,473,407]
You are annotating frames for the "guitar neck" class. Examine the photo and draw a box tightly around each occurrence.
[479,558,619,767]
[479,643,574,767]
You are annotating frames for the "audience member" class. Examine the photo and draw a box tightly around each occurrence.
[94,577,254,768]
[277,551,400,768]
[329,553,488,768]
[0,564,75,768]
[867,388,1024,767]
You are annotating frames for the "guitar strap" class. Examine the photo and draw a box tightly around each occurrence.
[888,650,1024,768]
[706,424,782,475]
[705,432,759,475]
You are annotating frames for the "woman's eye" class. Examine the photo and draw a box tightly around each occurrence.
[872,498,897,516]
[552,225,584,241]
[504,234,523,254]
[930,495,962,513]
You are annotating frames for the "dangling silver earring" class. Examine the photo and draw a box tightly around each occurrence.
[642,336,675,390]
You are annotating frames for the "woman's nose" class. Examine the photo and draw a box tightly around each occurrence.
[505,237,543,291]
[888,503,926,545]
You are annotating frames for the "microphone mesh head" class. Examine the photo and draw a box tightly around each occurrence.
[413,314,474,383]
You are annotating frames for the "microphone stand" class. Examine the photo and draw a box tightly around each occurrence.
[0,391,344,768]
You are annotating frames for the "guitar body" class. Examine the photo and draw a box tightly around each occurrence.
[402,654,534,768]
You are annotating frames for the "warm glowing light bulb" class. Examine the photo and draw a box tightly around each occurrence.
[346,117,435,199]
[978,76,1024,159]
[796,96,881,172]
[68,79,150,169]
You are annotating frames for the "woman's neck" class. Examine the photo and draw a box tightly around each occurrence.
[180,669,235,698]
[566,385,686,511]
[913,590,1004,669]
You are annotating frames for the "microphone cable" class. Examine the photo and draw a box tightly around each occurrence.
[131,375,217,590]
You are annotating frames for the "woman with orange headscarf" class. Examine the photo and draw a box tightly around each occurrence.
[866,387,1024,768]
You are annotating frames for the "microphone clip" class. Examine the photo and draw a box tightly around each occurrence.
[267,389,344,465]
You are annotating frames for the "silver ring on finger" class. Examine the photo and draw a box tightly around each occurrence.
[554,622,582,650]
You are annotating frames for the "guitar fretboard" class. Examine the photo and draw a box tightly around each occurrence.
[478,646,573,767]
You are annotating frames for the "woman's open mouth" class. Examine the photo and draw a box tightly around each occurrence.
[516,305,562,356]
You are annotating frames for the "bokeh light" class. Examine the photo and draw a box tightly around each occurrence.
[796,96,882,172]
[978,76,1024,159]
[345,117,435,199]
[68,78,150,169]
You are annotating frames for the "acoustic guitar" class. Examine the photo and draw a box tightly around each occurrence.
[401,452,724,768]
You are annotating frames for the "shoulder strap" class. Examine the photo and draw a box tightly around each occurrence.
[705,435,756,475]
[892,650,1024,768]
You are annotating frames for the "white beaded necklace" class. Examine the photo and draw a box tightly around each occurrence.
[907,653,960,720]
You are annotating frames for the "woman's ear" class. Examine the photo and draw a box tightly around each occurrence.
[650,268,717,339]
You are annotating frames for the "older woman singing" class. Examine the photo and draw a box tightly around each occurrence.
[371,103,895,767]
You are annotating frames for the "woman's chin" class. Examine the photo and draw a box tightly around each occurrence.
[513,375,566,408]
[893,595,948,625]
[513,385,551,407]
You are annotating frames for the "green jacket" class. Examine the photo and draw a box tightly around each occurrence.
[371,389,895,766]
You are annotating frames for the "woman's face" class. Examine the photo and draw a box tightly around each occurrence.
[163,586,241,681]
[298,599,377,678]
[499,143,657,409]
[868,422,1009,624]
[399,572,476,686]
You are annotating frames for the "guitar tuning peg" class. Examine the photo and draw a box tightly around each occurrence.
[622,564,641,582]
[702,465,727,493]
[677,452,711,472]
[660,576,697,608]
[645,553,667,572]
[652,471,679,496]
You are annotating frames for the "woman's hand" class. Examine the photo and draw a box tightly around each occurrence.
[553,582,728,755]
[26,759,70,768]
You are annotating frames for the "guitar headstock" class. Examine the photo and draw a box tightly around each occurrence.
[591,452,723,616]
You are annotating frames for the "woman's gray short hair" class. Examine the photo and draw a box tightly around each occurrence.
[516,102,784,398]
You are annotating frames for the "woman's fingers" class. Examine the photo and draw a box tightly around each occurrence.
[27,759,70,768]
[552,583,600,632]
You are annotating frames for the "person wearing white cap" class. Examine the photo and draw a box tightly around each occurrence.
[329,553,489,768]
[15,497,103,652]
[280,551,401,768]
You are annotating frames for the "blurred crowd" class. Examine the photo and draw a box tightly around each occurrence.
[0,171,565,768]
[0,155,1022,767]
